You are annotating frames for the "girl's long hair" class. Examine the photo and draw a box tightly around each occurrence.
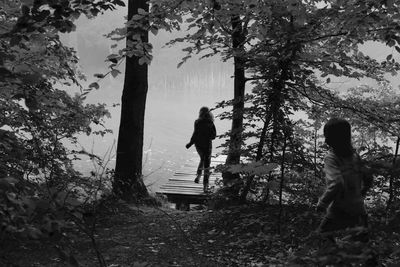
[323,118,354,157]
[198,106,214,122]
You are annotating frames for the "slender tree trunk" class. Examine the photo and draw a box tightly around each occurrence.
[387,136,400,209]
[223,15,246,185]
[263,120,279,203]
[241,93,279,201]
[261,75,286,202]
[239,107,272,202]
[113,0,149,201]
[277,133,287,234]
[246,68,286,202]
[256,109,273,161]
[314,127,317,177]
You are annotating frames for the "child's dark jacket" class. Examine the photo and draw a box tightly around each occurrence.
[188,118,216,150]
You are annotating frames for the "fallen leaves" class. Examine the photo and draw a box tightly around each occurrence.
[5,203,400,267]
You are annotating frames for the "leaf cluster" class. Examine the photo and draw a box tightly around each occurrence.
[0,1,118,265]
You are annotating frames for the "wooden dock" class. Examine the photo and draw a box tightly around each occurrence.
[156,155,225,210]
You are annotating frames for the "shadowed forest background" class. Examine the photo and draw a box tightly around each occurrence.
[2,0,400,266]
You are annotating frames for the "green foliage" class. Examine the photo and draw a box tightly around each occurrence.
[0,1,120,266]
[0,81,111,179]
[1,0,125,96]
[0,86,113,264]
[1,176,74,240]
[196,204,400,266]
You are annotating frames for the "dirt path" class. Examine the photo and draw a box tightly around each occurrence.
[78,205,224,267]
[70,203,318,266]
[3,204,231,267]
[5,202,389,267]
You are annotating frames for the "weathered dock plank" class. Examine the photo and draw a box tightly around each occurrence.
[156,155,225,209]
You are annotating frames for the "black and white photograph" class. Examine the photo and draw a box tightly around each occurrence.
[1,0,400,266]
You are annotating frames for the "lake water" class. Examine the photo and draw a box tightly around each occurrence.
[61,11,234,192]
[74,60,233,192]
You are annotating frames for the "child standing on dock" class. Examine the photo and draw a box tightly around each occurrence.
[186,106,217,192]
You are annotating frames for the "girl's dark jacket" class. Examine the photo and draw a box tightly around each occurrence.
[187,118,216,150]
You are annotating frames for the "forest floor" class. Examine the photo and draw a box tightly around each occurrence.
[2,200,400,267]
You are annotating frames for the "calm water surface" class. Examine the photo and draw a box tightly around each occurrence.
[60,11,235,191]
[76,63,233,192]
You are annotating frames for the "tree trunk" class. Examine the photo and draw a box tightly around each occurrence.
[223,15,246,185]
[256,109,273,161]
[240,103,273,202]
[239,54,290,201]
[314,127,317,177]
[113,0,149,201]
[387,136,400,209]
[277,133,287,234]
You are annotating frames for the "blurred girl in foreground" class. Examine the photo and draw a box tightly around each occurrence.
[316,118,372,234]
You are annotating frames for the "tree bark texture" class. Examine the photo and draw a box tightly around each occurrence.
[223,15,246,185]
[113,0,149,201]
